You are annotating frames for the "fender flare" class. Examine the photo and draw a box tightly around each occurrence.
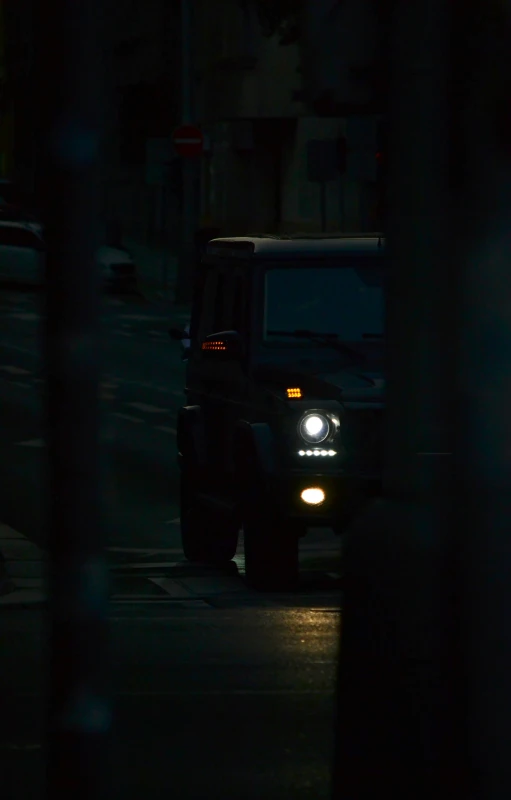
[176,405,206,468]
[233,421,277,480]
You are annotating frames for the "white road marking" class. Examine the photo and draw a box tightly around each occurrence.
[12,687,334,696]
[110,594,186,601]
[110,562,180,570]
[0,524,45,603]
[0,343,35,355]
[171,390,184,396]
[11,381,32,389]
[0,524,26,540]
[149,577,196,598]
[108,599,201,605]
[96,689,334,696]
[103,375,175,394]
[125,402,167,413]
[114,331,132,337]
[417,452,452,456]
[119,314,168,322]
[0,365,31,375]
[16,438,45,447]
[111,412,144,424]
[8,578,42,588]
[1,536,44,558]
[109,613,212,621]
[154,426,176,434]
[178,577,247,595]
[108,547,184,554]
[0,589,45,605]
[0,744,42,751]
[7,313,39,321]
[164,517,181,525]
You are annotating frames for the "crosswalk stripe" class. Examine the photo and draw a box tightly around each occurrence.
[111,413,144,424]
[125,402,167,413]
[11,381,31,389]
[0,524,26,539]
[0,365,30,374]
[150,577,196,598]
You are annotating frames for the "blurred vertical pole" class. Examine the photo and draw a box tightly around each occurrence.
[452,1,511,795]
[175,0,197,303]
[34,1,110,799]
[332,0,457,797]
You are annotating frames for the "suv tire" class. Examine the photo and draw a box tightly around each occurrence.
[243,505,299,591]
[180,471,239,564]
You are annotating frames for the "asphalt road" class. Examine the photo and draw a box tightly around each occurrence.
[0,287,342,799]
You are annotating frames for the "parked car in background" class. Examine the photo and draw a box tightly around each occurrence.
[97,245,139,294]
[173,321,191,360]
[0,222,139,293]
[0,202,43,236]
[0,220,45,286]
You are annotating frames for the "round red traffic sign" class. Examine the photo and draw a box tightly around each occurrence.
[172,124,204,158]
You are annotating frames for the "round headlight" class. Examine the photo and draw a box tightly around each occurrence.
[299,413,330,444]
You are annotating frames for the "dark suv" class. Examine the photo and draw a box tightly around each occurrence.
[174,234,385,590]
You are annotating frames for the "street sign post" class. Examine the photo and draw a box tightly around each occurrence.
[145,137,172,186]
[172,124,204,158]
[306,138,342,231]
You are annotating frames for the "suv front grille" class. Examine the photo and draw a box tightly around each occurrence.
[340,408,383,475]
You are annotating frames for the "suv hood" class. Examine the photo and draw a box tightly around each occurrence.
[255,361,385,403]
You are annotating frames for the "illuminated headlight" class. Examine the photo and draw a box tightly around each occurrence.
[298,411,339,445]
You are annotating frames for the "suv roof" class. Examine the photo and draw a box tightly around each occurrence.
[205,234,385,261]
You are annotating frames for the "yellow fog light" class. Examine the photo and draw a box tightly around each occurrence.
[300,487,325,506]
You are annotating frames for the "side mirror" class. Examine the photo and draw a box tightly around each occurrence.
[201,330,243,359]
[169,327,185,341]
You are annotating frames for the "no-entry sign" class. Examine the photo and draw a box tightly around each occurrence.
[172,124,204,158]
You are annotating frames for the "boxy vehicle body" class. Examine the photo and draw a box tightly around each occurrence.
[174,234,386,589]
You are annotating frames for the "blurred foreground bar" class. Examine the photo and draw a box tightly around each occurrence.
[34,2,111,798]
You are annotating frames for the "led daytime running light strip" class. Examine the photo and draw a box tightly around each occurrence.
[298,449,336,457]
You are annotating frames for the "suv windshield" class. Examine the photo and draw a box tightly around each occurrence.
[263,260,385,343]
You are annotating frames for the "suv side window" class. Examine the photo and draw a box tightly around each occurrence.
[196,262,248,343]
[231,272,248,337]
[198,267,234,341]
[213,271,228,331]
[197,269,219,342]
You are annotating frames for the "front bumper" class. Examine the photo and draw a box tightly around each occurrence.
[268,470,381,526]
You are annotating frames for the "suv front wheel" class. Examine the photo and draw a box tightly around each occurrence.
[180,471,239,564]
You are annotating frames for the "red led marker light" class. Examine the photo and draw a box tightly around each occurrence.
[202,341,226,351]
